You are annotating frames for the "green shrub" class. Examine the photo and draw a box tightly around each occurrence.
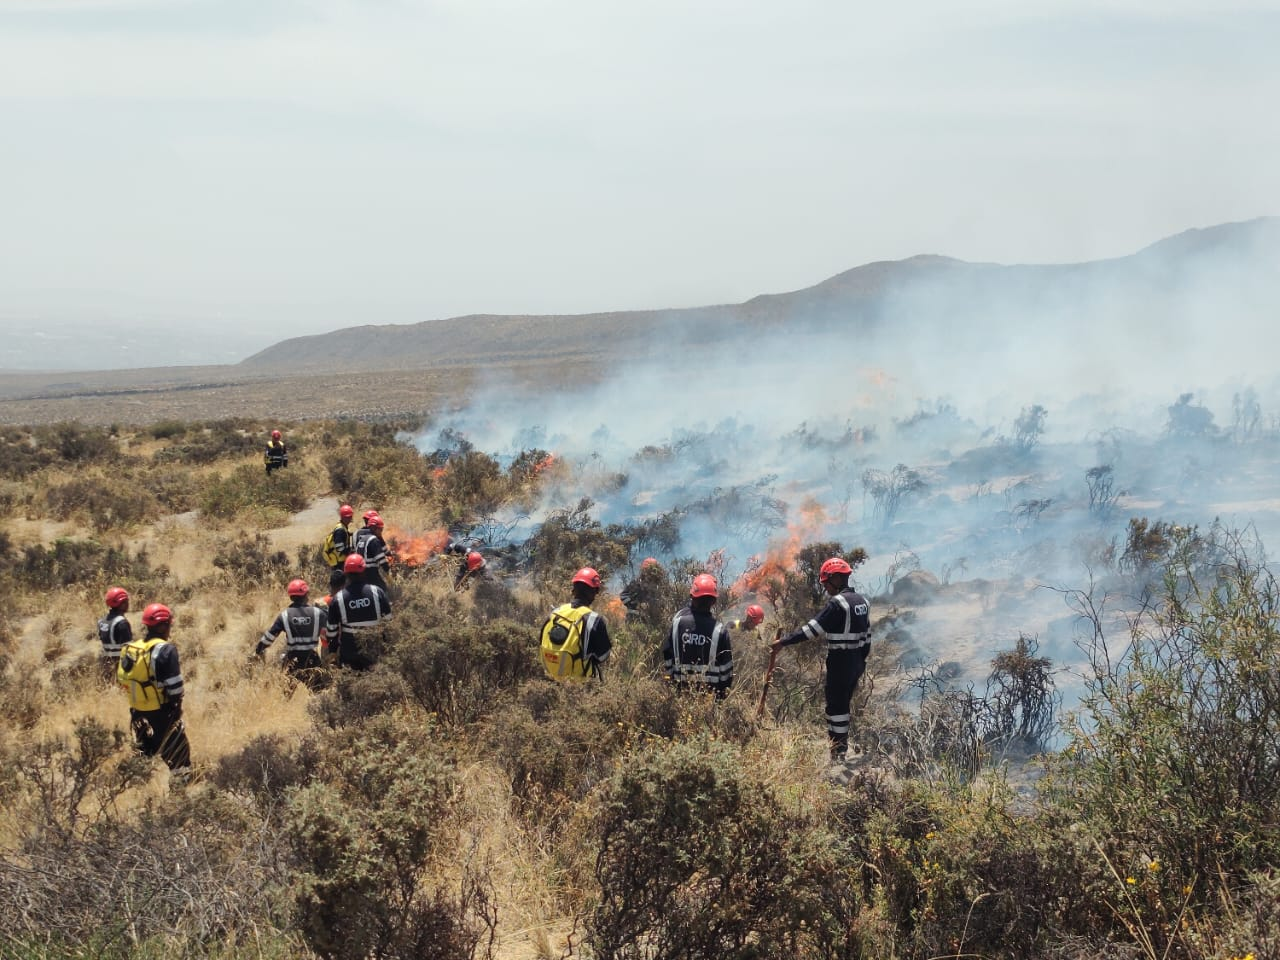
[210,534,293,585]
[199,465,309,520]
[209,733,324,809]
[323,441,435,505]
[308,669,413,731]
[485,677,681,822]
[522,498,634,601]
[6,539,166,597]
[38,422,120,464]
[154,420,262,465]
[45,475,156,532]
[148,419,189,440]
[285,718,495,960]
[386,616,541,727]
[585,738,848,959]
[0,424,118,479]
[1053,526,1280,954]
[138,468,201,513]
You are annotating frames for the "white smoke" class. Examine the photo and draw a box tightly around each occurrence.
[412,220,1280,697]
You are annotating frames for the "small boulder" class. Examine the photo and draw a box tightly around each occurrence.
[891,569,941,604]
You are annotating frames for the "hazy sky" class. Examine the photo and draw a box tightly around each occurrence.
[1,0,1277,364]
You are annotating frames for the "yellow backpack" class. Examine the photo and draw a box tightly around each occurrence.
[540,604,594,680]
[117,637,167,711]
[322,525,343,568]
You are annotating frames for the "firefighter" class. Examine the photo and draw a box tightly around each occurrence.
[117,603,191,774]
[539,567,612,680]
[97,586,133,680]
[619,557,668,630]
[326,554,392,671]
[353,511,390,591]
[322,503,356,571]
[454,550,486,591]
[256,578,326,672]
[771,557,871,761]
[662,573,733,699]
[729,604,766,634]
[264,429,288,475]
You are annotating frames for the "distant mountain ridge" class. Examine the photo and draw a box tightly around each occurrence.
[239,217,1280,374]
[1,216,1276,424]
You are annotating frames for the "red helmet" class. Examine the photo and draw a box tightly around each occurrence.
[466,551,485,572]
[572,567,602,589]
[367,515,384,530]
[271,430,282,440]
[287,578,309,597]
[745,604,765,626]
[104,586,129,609]
[819,557,854,583]
[344,554,366,574]
[641,557,659,570]
[362,509,380,523]
[690,573,718,598]
[141,603,172,627]
[339,504,354,520]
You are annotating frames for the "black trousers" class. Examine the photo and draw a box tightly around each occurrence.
[824,648,869,760]
[284,651,323,672]
[337,636,374,671]
[130,704,191,771]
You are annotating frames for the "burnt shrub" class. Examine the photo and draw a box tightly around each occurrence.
[585,738,848,960]
[386,617,541,727]
[0,787,291,955]
[522,498,634,601]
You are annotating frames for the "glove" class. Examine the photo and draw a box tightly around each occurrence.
[170,698,183,720]
[254,642,268,660]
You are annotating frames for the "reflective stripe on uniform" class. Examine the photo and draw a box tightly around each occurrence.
[825,594,870,651]
[668,618,727,683]
[282,608,323,652]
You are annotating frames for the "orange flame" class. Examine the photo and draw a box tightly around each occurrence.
[432,466,448,480]
[732,498,828,602]
[603,596,627,621]
[531,452,557,476]
[385,525,451,567]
